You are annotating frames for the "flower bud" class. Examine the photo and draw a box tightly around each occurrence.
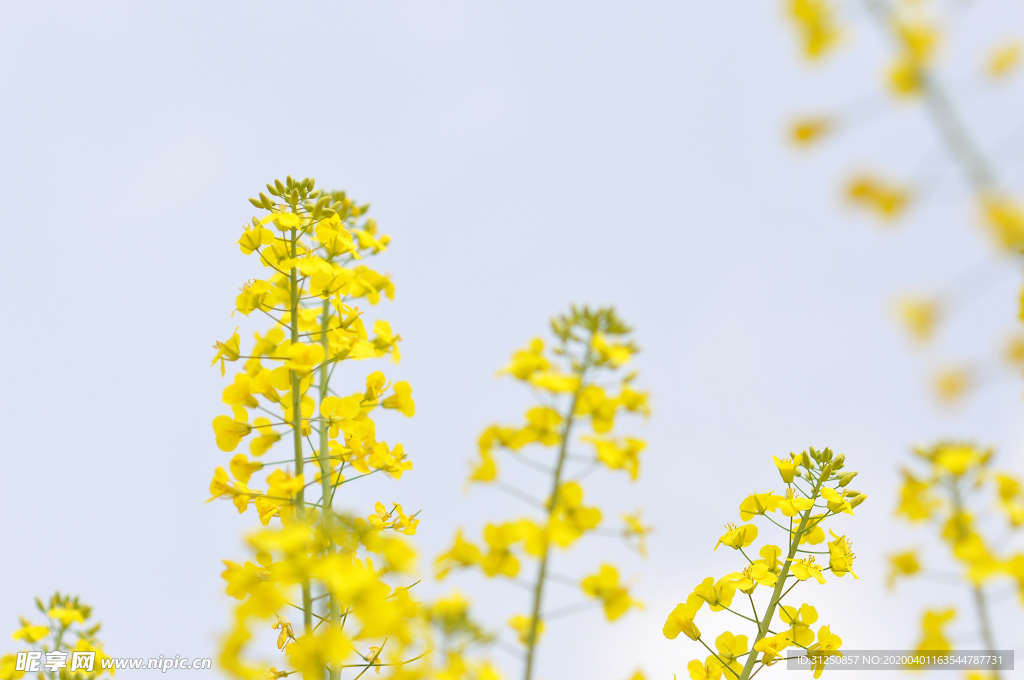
[839,472,858,487]
[821,448,833,463]
[832,454,846,470]
[849,494,867,508]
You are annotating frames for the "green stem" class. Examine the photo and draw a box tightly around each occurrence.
[950,479,1001,680]
[863,0,997,192]
[318,297,341,680]
[522,335,594,680]
[288,223,313,635]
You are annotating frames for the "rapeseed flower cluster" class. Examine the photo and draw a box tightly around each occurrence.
[436,306,651,680]
[892,442,1024,675]
[209,177,425,680]
[420,593,501,680]
[0,593,112,680]
[663,448,865,680]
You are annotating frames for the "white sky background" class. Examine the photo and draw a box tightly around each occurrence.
[2,1,1024,679]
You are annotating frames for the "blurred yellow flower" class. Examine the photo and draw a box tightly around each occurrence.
[508,615,543,645]
[986,40,1022,78]
[896,297,940,343]
[933,366,971,403]
[581,564,642,620]
[886,549,920,589]
[787,0,842,60]
[846,174,911,220]
[790,116,833,146]
[981,192,1024,250]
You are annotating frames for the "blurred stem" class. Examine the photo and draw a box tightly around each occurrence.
[319,297,341,680]
[522,332,595,680]
[951,479,1001,680]
[289,223,313,635]
[859,6,1004,675]
[736,469,826,680]
[863,0,997,192]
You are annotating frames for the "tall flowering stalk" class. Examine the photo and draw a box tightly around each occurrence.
[435,306,652,680]
[891,443,1024,674]
[782,0,1024,401]
[0,594,111,680]
[209,177,424,680]
[777,2,1024,668]
[663,448,865,680]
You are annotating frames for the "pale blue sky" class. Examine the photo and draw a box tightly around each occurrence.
[2,1,1024,679]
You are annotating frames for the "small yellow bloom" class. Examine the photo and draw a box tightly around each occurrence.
[480,523,522,578]
[807,626,843,678]
[266,469,304,499]
[47,606,84,627]
[12,622,49,643]
[212,405,252,452]
[469,448,498,483]
[789,556,826,584]
[272,616,295,650]
[739,562,778,591]
[775,488,813,517]
[0,654,26,680]
[930,443,988,476]
[827,530,858,578]
[714,523,758,551]
[211,329,242,376]
[320,394,362,439]
[713,631,749,678]
[694,576,739,611]
[587,436,645,480]
[508,615,543,645]
[759,544,783,573]
[916,609,954,653]
[821,487,854,515]
[663,593,704,641]
[779,603,818,647]
[500,338,549,379]
[754,634,791,666]
[773,454,799,483]
[381,381,415,417]
[229,454,263,485]
[739,492,778,520]
[886,549,920,589]
[581,564,641,620]
[686,657,723,680]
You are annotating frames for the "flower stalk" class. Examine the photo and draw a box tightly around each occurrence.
[436,306,652,680]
